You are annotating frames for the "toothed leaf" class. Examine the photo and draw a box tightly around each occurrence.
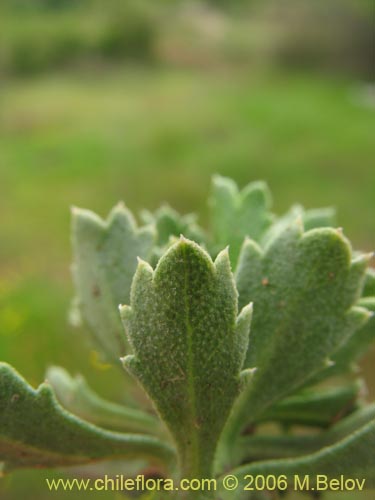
[0,363,174,473]
[232,225,370,427]
[121,238,251,477]
[209,175,273,266]
[71,204,154,362]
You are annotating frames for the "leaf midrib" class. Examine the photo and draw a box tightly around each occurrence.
[181,244,200,472]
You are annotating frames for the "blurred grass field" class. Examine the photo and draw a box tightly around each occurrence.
[0,1,375,499]
[1,63,375,407]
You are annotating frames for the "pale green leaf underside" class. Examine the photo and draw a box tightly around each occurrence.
[46,366,162,435]
[220,416,375,500]
[0,363,175,473]
[257,380,363,428]
[71,203,154,362]
[232,223,370,427]
[121,238,251,477]
[239,403,375,463]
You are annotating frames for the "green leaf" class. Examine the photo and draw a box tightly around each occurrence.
[363,268,375,297]
[303,206,336,231]
[120,238,252,478]
[327,296,375,375]
[307,296,375,385]
[46,366,163,435]
[0,363,175,473]
[71,203,155,363]
[209,175,273,266]
[140,204,206,248]
[238,403,375,463]
[219,416,375,500]
[257,380,363,428]
[230,223,370,432]
[261,204,336,248]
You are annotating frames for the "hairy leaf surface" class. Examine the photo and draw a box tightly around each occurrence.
[209,175,273,266]
[231,223,370,430]
[0,363,174,473]
[121,238,252,477]
[71,203,154,362]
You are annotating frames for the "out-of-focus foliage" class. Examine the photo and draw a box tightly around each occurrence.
[0,0,373,77]
[258,0,374,78]
[0,0,156,75]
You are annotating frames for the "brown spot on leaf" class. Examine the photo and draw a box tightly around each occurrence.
[11,394,20,403]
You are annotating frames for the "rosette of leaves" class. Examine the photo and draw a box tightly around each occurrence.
[1,175,374,500]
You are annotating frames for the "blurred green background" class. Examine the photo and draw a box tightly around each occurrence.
[0,0,374,498]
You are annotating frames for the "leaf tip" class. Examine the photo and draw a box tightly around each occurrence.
[115,200,126,210]
[239,302,253,319]
[215,245,231,266]
[110,200,129,219]
[119,304,131,319]
[121,354,136,373]
[136,256,153,271]
[352,252,374,268]
[325,358,335,368]
[212,173,227,186]
[70,205,90,220]
[294,214,304,230]
[240,367,257,389]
